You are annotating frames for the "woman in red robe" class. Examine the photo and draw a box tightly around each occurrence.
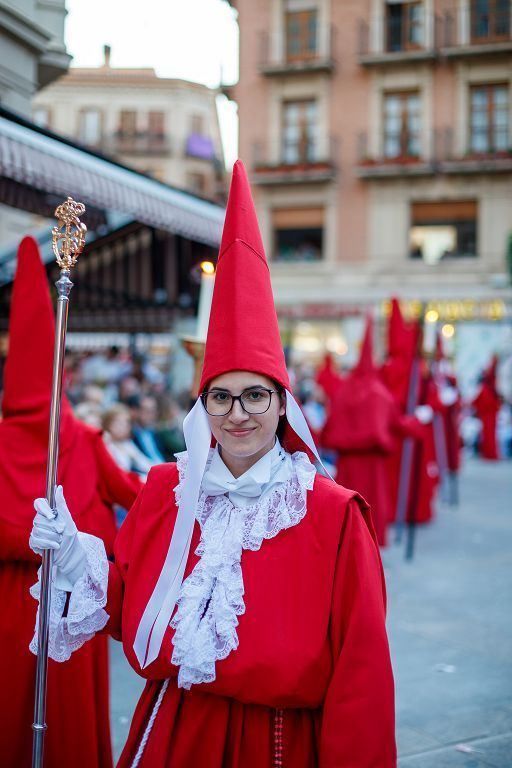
[0,238,141,768]
[30,163,396,767]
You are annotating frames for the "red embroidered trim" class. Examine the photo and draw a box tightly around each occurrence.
[273,708,284,768]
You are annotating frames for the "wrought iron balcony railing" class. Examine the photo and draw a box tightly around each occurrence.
[253,136,338,183]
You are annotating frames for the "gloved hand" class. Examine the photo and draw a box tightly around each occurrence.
[414,404,434,425]
[30,486,87,591]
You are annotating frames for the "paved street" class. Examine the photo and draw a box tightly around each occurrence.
[109,457,512,765]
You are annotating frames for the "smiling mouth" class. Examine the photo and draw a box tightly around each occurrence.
[225,428,256,437]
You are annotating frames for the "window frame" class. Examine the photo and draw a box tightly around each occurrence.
[382,89,422,160]
[470,0,511,44]
[409,200,478,262]
[281,98,318,165]
[385,1,425,53]
[285,9,319,62]
[469,82,510,154]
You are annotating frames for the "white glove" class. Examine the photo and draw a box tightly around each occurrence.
[415,404,434,424]
[440,386,458,406]
[30,486,87,591]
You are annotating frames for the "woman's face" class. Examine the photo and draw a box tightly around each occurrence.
[205,370,285,476]
[109,412,132,442]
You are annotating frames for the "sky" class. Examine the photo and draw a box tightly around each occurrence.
[64,0,239,166]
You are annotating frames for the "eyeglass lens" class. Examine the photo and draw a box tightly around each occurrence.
[204,388,272,415]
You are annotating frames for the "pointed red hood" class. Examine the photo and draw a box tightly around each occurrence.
[0,237,140,552]
[2,236,73,433]
[483,355,498,388]
[315,353,343,400]
[387,297,416,360]
[199,160,290,392]
[321,315,395,454]
[352,315,375,377]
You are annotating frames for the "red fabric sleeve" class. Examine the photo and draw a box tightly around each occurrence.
[102,481,146,641]
[0,518,40,562]
[320,498,396,767]
[393,412,425,440]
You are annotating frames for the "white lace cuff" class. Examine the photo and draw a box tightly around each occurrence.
[29,532,109,663]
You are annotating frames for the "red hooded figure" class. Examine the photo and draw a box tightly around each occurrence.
[472,356,501,460]
[29,164,396,768]
[0,238,141,768]
[322,315,422,545]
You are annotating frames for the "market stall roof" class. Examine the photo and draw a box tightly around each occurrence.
[0,107,225,248]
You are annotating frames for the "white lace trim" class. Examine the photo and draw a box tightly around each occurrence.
[29,532,109,663]
[170,450,316,690]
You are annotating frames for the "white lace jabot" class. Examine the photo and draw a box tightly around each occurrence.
[170,446,316,690]
[200,438,290,508]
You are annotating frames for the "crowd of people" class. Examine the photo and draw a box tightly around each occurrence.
[64,349,186,471]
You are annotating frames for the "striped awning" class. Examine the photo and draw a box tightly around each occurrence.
[0,111,225,247]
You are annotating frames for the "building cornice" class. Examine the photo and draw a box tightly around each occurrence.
[0,3,51,53]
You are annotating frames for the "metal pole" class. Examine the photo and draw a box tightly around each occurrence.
[394,356,421,544]
[32,199,86,768]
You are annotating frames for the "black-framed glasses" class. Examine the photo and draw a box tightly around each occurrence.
[201,386,278,416]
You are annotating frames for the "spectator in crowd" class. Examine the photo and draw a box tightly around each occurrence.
[74,401,103,429]
[155,395,186,461]
[82,383,106,408]
[102,404,156,476]
[131,394,166,464]
[118,375,142,405]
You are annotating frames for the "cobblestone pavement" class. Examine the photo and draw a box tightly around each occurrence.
[110,456,512,766]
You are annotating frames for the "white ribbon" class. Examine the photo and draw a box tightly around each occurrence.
[284,391,333,480]
[133,389,331,669]
[133,398,211,669]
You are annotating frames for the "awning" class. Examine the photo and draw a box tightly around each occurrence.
[0,109,225,247]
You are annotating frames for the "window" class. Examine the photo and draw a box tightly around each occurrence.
[190,114,204,135]
[148,111,165,138]
[79,109,101,145]
[409,201,477,264]
[33,107,50,128]
[282,100,317,164]
[385,1,424,52]
[273,208,323,262]
[187,172,207,195]
[118,110,137,136]
[471,0,510,42]
[383,91,421,158]
[470,83,509,153]
[285,9,318,61]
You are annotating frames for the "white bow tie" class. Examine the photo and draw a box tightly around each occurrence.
[201,440,290,506]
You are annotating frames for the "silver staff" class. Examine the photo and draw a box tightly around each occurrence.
[32,198,86,768]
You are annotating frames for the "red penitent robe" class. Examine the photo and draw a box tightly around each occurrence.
[321,375,422,547]
[472,383,500,460]
[0,426,141,768]
[105,463,396,768]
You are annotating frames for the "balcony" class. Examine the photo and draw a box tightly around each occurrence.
[259,25,336,76]
[252,137,338,184]
[357,13,438,66]
[105,133,172,156]
[435,128,512,174]
[440,5,512,58]
[356,132,435,178]
[357,128,512,179]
